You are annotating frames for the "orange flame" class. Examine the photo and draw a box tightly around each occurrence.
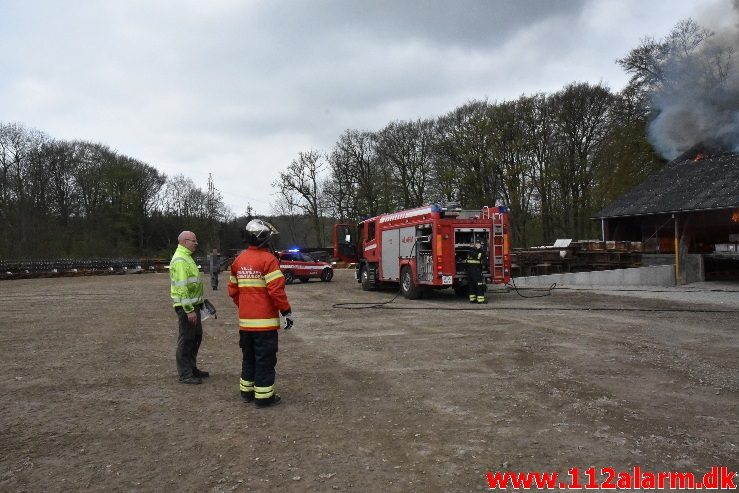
[732,210,739,224]
[693,152,704,162]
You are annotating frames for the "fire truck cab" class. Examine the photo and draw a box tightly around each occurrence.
[350,204,511,299]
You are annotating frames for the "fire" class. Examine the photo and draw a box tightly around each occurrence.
[693,152,704,162]
[732,210,739,224]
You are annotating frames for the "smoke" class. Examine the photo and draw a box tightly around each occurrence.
[648,0,739,159]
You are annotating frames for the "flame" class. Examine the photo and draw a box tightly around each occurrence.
[732,210,739,224]
[693,152,704,162]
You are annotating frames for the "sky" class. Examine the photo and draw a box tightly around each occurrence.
[0,0,728,216]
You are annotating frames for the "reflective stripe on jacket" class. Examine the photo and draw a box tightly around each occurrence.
[170,245,204,313]
[466,250,483,264]
[228,246,291,331]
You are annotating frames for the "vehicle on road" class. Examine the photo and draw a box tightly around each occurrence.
[278,249,334,284]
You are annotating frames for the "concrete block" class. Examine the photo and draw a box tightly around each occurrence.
[512,264,676,288]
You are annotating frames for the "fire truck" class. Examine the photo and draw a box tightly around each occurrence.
[334,203,511,299]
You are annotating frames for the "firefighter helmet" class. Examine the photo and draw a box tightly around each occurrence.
[245,219,279,247]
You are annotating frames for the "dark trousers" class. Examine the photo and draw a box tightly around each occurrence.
[175,306,203,379]
[468,265,486,299]
[239,330,278,394]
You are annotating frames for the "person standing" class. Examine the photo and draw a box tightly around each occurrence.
[228,219,293,407]
[170,231,209,384]
[466,241,487,304]
[208,249,220,291]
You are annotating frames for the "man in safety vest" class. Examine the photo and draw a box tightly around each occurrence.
[170,231,209,384]
[228,219,293,407]
[466,241,487,303]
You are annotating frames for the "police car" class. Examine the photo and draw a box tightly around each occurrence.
[277,249,333,284]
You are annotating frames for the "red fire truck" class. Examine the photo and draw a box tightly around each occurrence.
[335,204,511,299]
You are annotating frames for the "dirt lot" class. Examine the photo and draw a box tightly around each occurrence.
[1,270,737,492]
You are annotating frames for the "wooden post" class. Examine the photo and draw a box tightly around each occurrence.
[673,214,679,284]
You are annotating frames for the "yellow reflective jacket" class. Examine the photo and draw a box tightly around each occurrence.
[170,245,203,313]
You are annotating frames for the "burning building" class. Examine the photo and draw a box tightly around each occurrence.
[593,145,739,282]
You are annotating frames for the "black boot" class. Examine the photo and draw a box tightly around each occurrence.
[241,391,254,403]
[255,394,281,407]
[179,376,202,385]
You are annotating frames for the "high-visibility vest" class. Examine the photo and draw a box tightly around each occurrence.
[228,246,291,331]
[170,245,204,312]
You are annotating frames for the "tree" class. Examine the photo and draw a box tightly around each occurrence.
[323,147,356,222]
[492,100,537,247]
[617,19,715,95]
[517,94,557,243]
[376,119,434,209]
[550,82,614,239]
[618,18,738,157]
[0,123,48,255]
[274,150,326,247]
[333,129,384,217]
[434,101,502,208]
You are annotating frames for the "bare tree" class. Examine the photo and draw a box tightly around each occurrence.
[274,150,326,247]
[492,100,537,246]
[0,123,48,255]
[551,82,614,239]
[160,174,207,219]
[333,129,383,216]
[617,19,716,94]
[434,101,502,208]
[518,94,558,243]
[323,147,357,221]
[376,119,434,208]
[40,140,80,227]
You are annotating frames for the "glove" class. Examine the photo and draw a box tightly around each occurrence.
[281,311,294,330]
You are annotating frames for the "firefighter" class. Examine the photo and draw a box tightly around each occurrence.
[170,231,209,384]
[466,241,487,303]
[228,219,293,407]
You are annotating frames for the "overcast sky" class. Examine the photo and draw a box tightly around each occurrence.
[0,0,727,216]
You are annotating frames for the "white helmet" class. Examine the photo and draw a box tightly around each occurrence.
[245,219,278,247]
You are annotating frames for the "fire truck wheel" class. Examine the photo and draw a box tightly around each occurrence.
[320,269,333,282]
[400,266,421,299]
[453,284,468,297]
[283,270,294,284]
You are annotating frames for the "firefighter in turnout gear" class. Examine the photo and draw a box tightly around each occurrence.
[228,219,292,407]
[466,241,487,303]
[170,231,209,384]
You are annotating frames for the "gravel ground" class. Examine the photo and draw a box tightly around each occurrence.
[1,271,737,492]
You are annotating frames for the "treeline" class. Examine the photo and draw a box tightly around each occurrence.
[276,83,664,248]
[276,17,734,248]
[0,120,335,258]
[0,123,233,258]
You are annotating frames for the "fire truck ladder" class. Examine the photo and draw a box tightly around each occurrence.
[489,211,506,283]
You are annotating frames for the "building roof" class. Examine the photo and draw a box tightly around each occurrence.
[594,149,739,219]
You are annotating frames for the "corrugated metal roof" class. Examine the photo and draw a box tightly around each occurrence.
[593,152,739,219]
